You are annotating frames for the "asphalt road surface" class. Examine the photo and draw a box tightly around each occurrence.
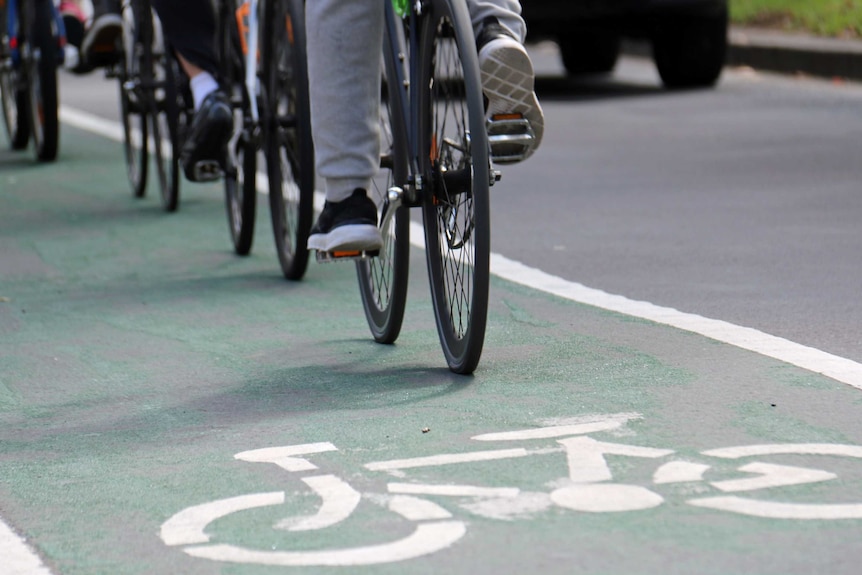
[1,48,861,574]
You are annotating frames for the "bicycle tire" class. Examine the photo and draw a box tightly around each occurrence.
[263,0,314,280]
[152,38,182,212]
[0,67,29,150]
[136,6,182,213]
[418,0,491,374]
[27,0,59,162]
[119,0,149,198]
[221,2,256,255]
[355,15,411,345]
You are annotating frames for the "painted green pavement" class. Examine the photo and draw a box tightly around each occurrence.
[1,126,862,574]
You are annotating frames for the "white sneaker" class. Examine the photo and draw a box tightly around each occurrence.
[477,27,544,163]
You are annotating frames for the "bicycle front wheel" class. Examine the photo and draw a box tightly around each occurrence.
[264,0,314,280]
[27,0,59,162]
[419,0,491,374]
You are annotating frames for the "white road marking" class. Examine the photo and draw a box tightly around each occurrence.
[0,516,53,575]
[388,483,520,498]
[550,483,665,513]
[688,496,862,520]
[711,462,836,493]
[388,496,453,521]
[234,443,338,473]
[182,521,468,566]
[275,475,361,532]
[160,492,285,546]
[472,414,640,442]
[703,443,862,459]
[558,437,673,483]
[59,105,862,391]
[365,448,529,471]
[653,461,711,484]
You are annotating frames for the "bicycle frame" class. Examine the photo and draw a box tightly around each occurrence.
[3,0,67,66]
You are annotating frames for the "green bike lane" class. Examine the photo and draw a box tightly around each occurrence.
[2,124,862,575]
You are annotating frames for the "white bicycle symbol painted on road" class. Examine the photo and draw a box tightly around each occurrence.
[160,413,862,567]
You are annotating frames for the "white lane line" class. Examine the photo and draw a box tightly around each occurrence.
[0,516,53,575]
[59,105,862,391]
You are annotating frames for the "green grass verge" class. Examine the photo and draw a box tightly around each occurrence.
[731,0,862,37]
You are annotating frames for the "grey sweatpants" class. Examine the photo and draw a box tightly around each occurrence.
[305,0,525,202]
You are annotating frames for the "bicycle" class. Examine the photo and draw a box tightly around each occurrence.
[112,0,191,211]
[318,0,495,374]
[160,412,862,567]
[220,0,314,280]
[0,0,64,162]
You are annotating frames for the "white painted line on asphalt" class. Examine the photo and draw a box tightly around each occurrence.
[388,483,520,498]
[276,475,361,532]
[365,448,529,471]
[0,516,53,575]
[59,105,862,392]
[489,253,862,391]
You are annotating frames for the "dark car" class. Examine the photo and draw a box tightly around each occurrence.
[521,0,729,88]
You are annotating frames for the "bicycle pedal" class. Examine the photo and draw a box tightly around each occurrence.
[192,160,224,182]
[487,113,536,164]
[315,249,380,263]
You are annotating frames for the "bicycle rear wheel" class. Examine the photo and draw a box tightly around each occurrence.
[419,0,491,374]
[27,0,59,162]
[356,18,411,344]
[119,0,148,197]
[264,0,314,280]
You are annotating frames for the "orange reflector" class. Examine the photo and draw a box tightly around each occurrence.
[332,251,361,258]
[491,113,524,121]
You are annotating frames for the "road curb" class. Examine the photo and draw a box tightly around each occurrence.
[622,27,862,82]
[727,27,862,81]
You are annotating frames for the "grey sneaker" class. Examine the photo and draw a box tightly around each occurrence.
[476,18,544,163]
[308,189,384,253]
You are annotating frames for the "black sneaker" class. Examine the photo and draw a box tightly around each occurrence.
[180,90,233,182]
[475,18,544,163]
[81,13,123,69]
[308,189,384,253]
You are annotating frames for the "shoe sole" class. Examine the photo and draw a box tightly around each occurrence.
[308,225,383,253]
[479,38,544,162]
[81,17,123,65]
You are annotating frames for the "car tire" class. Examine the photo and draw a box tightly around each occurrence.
[652,11,728,88]
[558,29,621,76]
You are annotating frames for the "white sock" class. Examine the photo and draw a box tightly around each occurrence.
[189,72,218,111]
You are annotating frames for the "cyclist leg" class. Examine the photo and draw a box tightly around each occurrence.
[469,0,544,162]
[305,0,384,253]
[150,0,232,182]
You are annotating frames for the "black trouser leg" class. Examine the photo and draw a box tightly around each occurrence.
[151,0,219,78]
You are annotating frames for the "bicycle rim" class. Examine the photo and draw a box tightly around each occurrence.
[356,21,411,345]
[419,0,491,374]
[264,0,313,280]
[28,0,58,162]
[153,49,181,212]
[224,134,257,255]
[119,2,148,197]
[222,6,257,255]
